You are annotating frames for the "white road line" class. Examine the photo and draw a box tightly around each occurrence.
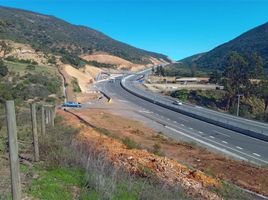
[198,131,203,134]
[213,130,231,138]
[138,110,152,114]
[118,99,128,103]
[164,126,249,162]
[253,153,261,157]
[222,141,228,144]
[209,136,215,139]
[236,146,243,150]
[165,122,268,165]
[189,127,193,130]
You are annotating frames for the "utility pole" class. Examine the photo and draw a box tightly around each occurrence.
[236,94,244,117]
[5,100,21,200]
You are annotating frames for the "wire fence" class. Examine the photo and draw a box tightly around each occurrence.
[0,102,56,200]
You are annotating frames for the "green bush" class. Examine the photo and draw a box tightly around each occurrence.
[121,137,141,149]
[0,59,8,77]
[171,89,188,101]
[26,64,36,70]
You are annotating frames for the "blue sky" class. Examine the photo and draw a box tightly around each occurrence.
[0,0,268,60]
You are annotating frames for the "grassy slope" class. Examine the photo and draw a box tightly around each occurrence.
[5,60,57,76]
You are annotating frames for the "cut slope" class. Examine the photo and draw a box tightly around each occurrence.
[63,64,93,93]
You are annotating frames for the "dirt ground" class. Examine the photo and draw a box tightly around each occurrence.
[59,109,222,200]
[81,53,142,71]
[68,108,268,197]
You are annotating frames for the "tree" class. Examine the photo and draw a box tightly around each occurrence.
[209,70,222,84]
[0,41,12,56]
[222,52,264,110]
[259,80,268,111]
[155,65,165,76]
[0,59,8,77]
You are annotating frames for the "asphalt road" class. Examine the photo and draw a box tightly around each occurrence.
[96,78,268,166]
[124,73,268,138]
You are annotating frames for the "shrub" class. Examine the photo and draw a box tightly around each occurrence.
[121,137,141,149]
[0,59,8,77]
[152,142,163,156]
[26,64,36,70]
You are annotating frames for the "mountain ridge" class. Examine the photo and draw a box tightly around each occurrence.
[180,22,268,71]
[0,6,170,65]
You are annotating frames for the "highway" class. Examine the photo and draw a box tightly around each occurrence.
[123,72,268,141]
[96,76,268,166]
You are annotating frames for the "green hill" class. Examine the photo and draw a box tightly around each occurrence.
[181,22,268,71]
[0,6,170,65]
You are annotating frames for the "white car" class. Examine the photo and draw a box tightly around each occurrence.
[172,100,182,106]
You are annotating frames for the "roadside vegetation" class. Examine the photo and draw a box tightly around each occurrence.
[0,58,61,103]
[29,115,192,200]
[156,52,268,122]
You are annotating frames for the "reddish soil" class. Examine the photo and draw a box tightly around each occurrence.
[58,109,222,200]
[69,108,268,197]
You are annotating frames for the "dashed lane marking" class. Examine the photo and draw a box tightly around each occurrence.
[213,130,231,138]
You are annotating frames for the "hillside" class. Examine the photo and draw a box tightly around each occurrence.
[0,6,170,65]
[181,22,268,70]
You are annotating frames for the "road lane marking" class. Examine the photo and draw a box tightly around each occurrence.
[222,141,228,144]
[135,109,268,165]
[198,131,203,134]
[189,127,193,130]
[164,126,251,163]
[253,153,261,157]
[213,130,231,138]
[209,136,215,139]
[236,146,243,150]
[118,99,128,103]
[139,110,152,114]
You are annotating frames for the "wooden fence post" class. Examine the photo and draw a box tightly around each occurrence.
[5,100,21,200]
[51,107,55,127]
[50,105,56,127]
[30,103,39,162]
[41,106,46,135]
[45,108,49,124]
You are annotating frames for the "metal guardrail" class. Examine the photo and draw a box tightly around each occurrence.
[121,76,268,142]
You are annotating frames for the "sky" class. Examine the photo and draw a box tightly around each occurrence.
[0,0,268,60]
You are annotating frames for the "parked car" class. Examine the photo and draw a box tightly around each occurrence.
[62,102,82,108]
[172,100,182,106]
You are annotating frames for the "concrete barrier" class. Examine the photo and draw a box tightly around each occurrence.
[99,90,112,103]
[121,77,268,142]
